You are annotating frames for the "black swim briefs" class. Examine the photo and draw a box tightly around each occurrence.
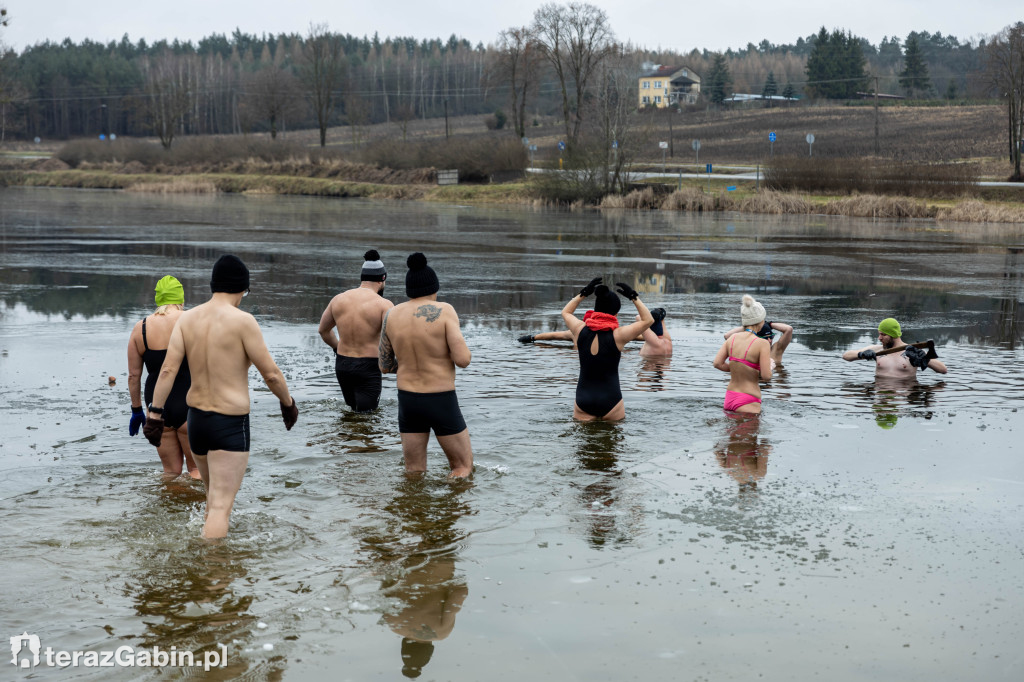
[187,408,250,455]
[397,389,467,436]
[335,355,382,412]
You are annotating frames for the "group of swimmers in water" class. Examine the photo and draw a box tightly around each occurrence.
[126,250,947,538]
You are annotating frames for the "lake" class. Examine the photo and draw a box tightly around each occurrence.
[1,187,1022,681]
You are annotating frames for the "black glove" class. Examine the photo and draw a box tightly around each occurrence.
[129,406,146,436]
[281,398,299,430]
[857,349,876,361]
[517,334,535,344]
[579,277,602,298]
[615,282,639,301]
[143,417,164,447]
[650,308,667,323]
[903,345,930,370]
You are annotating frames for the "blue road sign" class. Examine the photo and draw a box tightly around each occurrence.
[612,140,618,149]
[768,131,777,142]
[558,141,566,151]
[726,186,737,192]
[706,163,712,173]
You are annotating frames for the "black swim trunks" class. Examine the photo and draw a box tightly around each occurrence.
[335,355,382,412]
[187,408,250,455]
[397,389,467,436]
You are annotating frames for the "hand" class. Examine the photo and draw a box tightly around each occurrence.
[615,282,639,301]
[903,346,930,369]
[517,334,535,344]
[857,349,876,361]
[281,398,299,430]
[142,417,164,447]
[579,277,602,298]
[650,307,667,323]
[129,406,146,436]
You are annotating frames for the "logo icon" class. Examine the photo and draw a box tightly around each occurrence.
[9,633,41,668]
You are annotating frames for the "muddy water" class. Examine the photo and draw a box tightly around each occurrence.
[1,187,1023,681]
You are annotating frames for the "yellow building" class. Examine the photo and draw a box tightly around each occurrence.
[638,65,701,108]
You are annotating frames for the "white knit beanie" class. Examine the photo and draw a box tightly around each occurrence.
[740,294,766,326]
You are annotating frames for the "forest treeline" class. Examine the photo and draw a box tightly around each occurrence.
[0,13,1001,144]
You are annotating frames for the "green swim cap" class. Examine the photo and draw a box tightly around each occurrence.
[154,276,184,306]
[878,318,901,338]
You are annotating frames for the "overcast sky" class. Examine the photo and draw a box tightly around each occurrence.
[1,1,1014,53]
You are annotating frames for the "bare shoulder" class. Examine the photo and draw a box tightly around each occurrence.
[411,301,451,323]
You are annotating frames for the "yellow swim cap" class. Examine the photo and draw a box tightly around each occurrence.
[154,276,184,306]
[877,318,901,339]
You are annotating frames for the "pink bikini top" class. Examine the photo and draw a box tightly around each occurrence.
[728,335,760,370]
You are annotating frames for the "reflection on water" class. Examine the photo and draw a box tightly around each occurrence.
[571,421,645,549]
[842,378,948,428]
[714,412,771,492]
[636,356,671,392]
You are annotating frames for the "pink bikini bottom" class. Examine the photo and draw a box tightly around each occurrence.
[724,390,761,412]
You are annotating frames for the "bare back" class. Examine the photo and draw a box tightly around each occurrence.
[380,298,470,393]
[130,308,183,355]
[320,288,393,357]
[173,298,267,414]
[714,331,772,396]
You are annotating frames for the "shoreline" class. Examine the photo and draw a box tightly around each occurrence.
[2,168,1022,223]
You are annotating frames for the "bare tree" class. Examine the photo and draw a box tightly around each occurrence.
[986,22,1024,180]
[494,26,541,138]
[300,23,346,147]
[244,65,304,139]
[139,52,193,149]
[532,2,615,148]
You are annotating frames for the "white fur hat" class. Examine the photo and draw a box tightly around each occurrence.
[740,294,766,326]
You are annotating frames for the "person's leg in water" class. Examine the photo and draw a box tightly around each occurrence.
[176,425,202,479]
[771,324,794,367]
[201,449,250,539]
[436,429,473,478]
[401,433,430,476]
[156,427,185,478]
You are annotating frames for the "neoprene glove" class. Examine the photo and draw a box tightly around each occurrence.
[143,417,164,447]
[517,334,535,344]
[650,307,667,323]
[579,277,602,298]
[281,398,299,430]
[857,349,876,361]
[615,282,639,301]
[129,406,146,436]
[904,346,930,369]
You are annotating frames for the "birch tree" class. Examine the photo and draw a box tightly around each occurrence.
[986,22,1024,180]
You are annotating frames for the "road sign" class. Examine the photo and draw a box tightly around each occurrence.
[727,186,737,192]
[768,131,777,142]
[522,137,529,145]
[557,141,566,151]
[805,133,815,144]
[612,140,618,149]
[692,139,701,151]
[529,145,537,151]
[658,141,668,149]
[706,164,712,173]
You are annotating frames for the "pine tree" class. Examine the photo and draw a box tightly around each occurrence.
[761,70,778,104]
[899,34,932,97]
[705,52,732,104]
[944,79,957,100]
[805,27,868,99]
[782,82,795,100]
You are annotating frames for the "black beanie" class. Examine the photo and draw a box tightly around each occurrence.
[360,249,387,282]
[405,253,439,298]
[593,285,621,316]
[210,254,250,293]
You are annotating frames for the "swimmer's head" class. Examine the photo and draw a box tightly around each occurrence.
[405,252,439,298]
[650,307,666,336]
[740,295,765,327]
[361,249,387,282]
[154,275,184,307]
[593,285,621,316]
[210,255,250,294]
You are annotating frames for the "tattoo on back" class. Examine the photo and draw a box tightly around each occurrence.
[414,304,442,323]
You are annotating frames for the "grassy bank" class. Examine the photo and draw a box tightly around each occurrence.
[2,166,1022,223]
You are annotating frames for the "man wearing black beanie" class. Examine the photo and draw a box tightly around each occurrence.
[318,249,394,412]
[378,253,473,477]
[144,254,299,538]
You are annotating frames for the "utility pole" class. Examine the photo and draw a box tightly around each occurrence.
[668,108,674,157]
[444,97,449,139]
[874,76,880,156]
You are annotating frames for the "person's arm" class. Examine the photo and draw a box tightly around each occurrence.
[758,338,773,381]
[127,323,144,408]
[713,340,730,372]
[317,300,339,352]
[927,358,948,374]
[723,326,744,340]
[147,322,185,417]
[240,316,292,405]
[640,327,672,354]
[614,296,653,350]
[560,295,587,338]
[770,322,793,337]
[843,344,881,362]
[378,309,397,374]
[445,306,471,369]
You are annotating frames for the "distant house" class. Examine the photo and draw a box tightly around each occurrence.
[638,65,701,108]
